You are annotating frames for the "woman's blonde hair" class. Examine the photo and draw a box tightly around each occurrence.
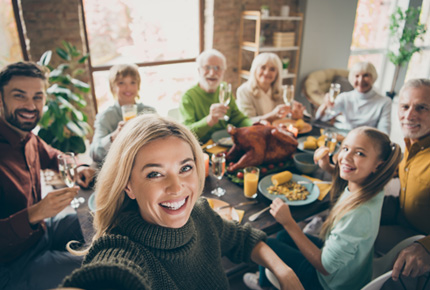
[69,114,205,254]
[248,53,283,100]
[320,126,402,238]
[108,63,141,100]
[348,61,378,86]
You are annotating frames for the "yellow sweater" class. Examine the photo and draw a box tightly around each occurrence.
[399,135,430,250]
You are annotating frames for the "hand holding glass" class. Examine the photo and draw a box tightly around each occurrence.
[326,83,341,116]
[211,153,226,197]
[121,104,138,122]
[282,85,294,118]
[57,152,84,209]
[219,82,231,121]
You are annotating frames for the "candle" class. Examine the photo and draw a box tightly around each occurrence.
[204,153,209,177]
[287,124,298,137]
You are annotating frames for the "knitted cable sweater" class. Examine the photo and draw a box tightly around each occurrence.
[61,198,266,289]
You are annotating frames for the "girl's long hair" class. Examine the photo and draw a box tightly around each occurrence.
[320,127,402,238]
[68,114,205,255]
[248,53,283,101]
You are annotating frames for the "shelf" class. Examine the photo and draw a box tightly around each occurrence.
[243,15,302,21]
[241,45,299,52]
[240,70,296,80]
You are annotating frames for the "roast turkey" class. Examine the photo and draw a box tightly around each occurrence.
[226,123,298,172]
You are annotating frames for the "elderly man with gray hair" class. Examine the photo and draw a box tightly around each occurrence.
[378,78,430,288]
[180,49,252,143]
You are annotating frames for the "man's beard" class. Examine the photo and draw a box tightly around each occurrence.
[3,105,40,132]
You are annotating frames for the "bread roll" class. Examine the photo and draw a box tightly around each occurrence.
[314,147,330,161]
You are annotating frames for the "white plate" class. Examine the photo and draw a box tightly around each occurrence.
[211,129,233,147]
[258,173,320,206]
[88,192,96,212]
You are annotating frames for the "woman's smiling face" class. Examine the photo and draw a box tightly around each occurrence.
[125,136,200,228]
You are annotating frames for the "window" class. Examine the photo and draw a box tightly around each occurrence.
[348,0,398,90]
[82,0,201,115]
[405,0,430,81]
[0,0,23,66]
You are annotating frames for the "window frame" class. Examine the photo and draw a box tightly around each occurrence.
[79,0,204,114]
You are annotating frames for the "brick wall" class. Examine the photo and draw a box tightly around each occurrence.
[19,0,96,128]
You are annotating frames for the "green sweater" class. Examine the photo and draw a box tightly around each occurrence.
[179,84,253,143]
[62,198,266,289]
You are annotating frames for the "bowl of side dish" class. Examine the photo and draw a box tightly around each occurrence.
[293,153,318,174]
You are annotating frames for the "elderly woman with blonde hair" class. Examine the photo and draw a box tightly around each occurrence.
[236,53,305,123]
[61,114,303,290]
[315,61,392,135]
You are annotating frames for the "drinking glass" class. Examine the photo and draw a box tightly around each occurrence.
[321,129,338,155]
[57,152,84,209]
[326,83,341,116]
[282,84,294,118]
[219,82,232,121]
[244,167,260,199]
[211,152,226,197]
[121,104,138,122]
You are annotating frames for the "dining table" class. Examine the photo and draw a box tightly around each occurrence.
[71,118,339,279]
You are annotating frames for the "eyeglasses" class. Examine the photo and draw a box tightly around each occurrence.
[201,65,223,72]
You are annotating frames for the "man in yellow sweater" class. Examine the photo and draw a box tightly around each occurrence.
[381,79,430,284]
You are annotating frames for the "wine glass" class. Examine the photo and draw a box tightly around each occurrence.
[211,152,226,197]
[219,82,232,121]
[57,152,84,209]
[282,84,294,119]
[326,83,341,116]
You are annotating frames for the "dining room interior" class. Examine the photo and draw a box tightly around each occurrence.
[2,0,430,289]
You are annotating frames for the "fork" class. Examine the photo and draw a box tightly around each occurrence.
[248,206,270,221]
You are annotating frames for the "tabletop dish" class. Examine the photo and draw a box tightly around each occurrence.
[211,129,233,147]
[206,198,240,222]
[297,136,340,155]
[272,119,312,135]
[88,192,96,212]
[258,174,320,206]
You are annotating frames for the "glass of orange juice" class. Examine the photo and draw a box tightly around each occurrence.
[121,104,137,122]
[244,167,260,199]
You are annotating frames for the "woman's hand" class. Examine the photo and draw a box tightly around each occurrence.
[291,101,305,120]
[270,198,294,228]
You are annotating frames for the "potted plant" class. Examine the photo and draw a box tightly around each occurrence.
[38,41,92,154]
[260,5,270,17]
[386,6,426,99]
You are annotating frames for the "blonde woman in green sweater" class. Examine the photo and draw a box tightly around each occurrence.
[62,114,303,290]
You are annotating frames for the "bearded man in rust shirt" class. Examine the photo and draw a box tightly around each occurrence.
[0,62,95,290]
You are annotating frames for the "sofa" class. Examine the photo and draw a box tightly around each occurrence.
[302,68,352,115]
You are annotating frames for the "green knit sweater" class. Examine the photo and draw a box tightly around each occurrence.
[61,198,266,289]
[179,84,253,143]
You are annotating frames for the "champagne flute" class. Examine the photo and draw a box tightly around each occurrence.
[57,152,84,209]
[326,83,341,116]
[219,82,232,121]
[211,152,226,197]
[282,84,294,119]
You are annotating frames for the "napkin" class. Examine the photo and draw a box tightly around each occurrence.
[301,175,331,201]
[202,140,229,155]
[206,198,245,223]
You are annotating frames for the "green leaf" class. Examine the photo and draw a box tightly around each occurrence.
[71,78,91,92]
[66,121,85,136]
[69,136,86,154]
[47,84,72,97]
[39,51,52,66]
[72,108,84,121]
[56,47,71,61]
[78,55,89,64]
